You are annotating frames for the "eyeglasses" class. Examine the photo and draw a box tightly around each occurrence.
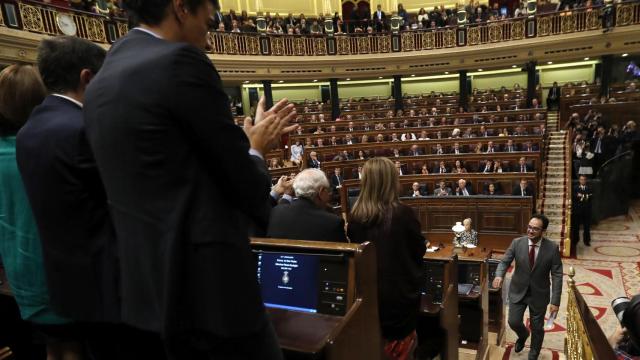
[527,225,542,232]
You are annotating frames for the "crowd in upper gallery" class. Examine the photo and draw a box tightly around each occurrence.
[211,0,602,35]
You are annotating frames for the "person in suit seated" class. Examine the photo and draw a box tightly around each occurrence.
[512,178,535,197]
[352,165,363,180]
[434,180,452,196]
[392,148,401,158]
[522,141,538,152]
[395,160,406,176]
[486,140,498,153]
[493,214,562,360]
[433,160,449,174]
[267,169,347,242]
[504,139,518,153]
[450,142,464,154]
[408,144,423,156]
[454,179,473,196]
[433,143,444,155]
[409,182,425,197]
[480,159,494,173]
[308,151,321,168]
[330,167,344,193]
[419,164,429,175]
[357,150,367,160]
[344,133,356,145]
[483,182,502,195]
[516,157,533,173]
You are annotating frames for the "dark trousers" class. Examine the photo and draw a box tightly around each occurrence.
[82,323,166,360]
[508,294,546,360]
[571,206,591,245]
[164,319,283,360]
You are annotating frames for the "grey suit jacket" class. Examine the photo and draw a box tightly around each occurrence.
[495,236,563,307]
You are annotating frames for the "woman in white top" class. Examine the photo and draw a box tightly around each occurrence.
[290,140,304,166]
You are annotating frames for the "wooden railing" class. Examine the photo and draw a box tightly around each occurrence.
[565,267,617,360]
[1,0,639,53]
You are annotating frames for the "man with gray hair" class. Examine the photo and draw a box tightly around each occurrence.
[267,169,347,242]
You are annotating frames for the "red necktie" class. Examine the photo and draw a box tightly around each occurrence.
[529,244,536,269]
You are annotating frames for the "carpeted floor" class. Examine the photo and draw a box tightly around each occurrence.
[501,200,640,359]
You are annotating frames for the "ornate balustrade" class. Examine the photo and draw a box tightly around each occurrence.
[565,267,617,360]
[0,0,127,43]
[1,0,639,54]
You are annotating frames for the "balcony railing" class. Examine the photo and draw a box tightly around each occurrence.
[1,0,639,53]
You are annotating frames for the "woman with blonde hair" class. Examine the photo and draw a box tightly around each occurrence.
[348,157,427,360]
[0,65,81,359]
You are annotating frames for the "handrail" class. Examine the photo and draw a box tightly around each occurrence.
[565,267,617,359]
[596,150,633,177]
[2,0,639,53]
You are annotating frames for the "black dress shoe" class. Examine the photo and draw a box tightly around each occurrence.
[514,335,528,353]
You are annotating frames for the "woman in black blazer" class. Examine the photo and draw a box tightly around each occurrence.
[347,157,427,358]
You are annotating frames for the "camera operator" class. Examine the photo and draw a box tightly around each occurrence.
[609,294,640,359]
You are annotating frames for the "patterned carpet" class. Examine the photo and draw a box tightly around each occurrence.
[500,200,640,359]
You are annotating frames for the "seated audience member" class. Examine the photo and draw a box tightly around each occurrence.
[512,178,535,197]
[460,218,478,246]
[352,165,363,180]
[357,150,367,160]
[516,157,532,173]
[434,180,452,196]
[331,167,344,193]
[408,144,422,156]
[483,182,502,195]
[455,179,474,196]
[480,159,494,173]
[392,148,401,158]
[451,142,464,154]
[0,65,80,358]
[395,160,405,175]
[420,164,429,175]
[486,141,498,153]
[504,139,517,152]
[347,158,427,359]
[493,160,504,173]
[434,160,449,174]
[268,158,281,169]
[344,134,356,145]
[308,151,321,168]
[316,138,325,147]
[433,143,444,154]
[409,182,425,197]
[290,139,303,166]
[522,141,537,152]
[453,160,467,174]
[267,169,347,242]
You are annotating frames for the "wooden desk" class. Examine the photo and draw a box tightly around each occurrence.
[422,246,490,359]
[418,251,459,360]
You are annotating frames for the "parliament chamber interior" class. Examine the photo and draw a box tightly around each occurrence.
[0,0,639,358]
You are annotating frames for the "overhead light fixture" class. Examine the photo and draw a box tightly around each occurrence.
[547,61,553,64]
[584,57,590,61]
[378,76,383,79]
[313,79,318,82]
[345,78,351,81]
[278,80,284,83]
[477,69,483,72]
[512,65,517,68]
[411,74,416,77]
[622,53,629,57]
[243,80,250,84]
[444,71,449,74]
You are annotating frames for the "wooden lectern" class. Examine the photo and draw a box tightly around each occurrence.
[250,238,381,360]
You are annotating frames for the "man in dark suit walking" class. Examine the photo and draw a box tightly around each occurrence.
[571,175,592,246]
[83,0,296,357]
[372,4,386,32]
[493,214,563,360]
[267,169,347,242]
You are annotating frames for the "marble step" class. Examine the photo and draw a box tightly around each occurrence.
[547,160,565,165]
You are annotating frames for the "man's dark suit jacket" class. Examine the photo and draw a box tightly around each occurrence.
[330,174,343,191]
[512,185,535,198]
[454,185,474,195]
[495,237,563,307]
[267,198,347,242]
[83,30,271,337]
[573,184,592,210]
[16,95,119,322]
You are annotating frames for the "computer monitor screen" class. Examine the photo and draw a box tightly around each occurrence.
[500,7,508,16]
[257,251,320,313]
